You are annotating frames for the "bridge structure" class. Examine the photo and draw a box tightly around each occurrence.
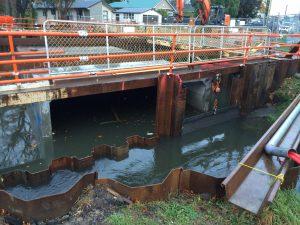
[0,20,298,105]
[0,20,299,219]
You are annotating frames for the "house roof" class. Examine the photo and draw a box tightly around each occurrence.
[34,0,110,9]
[110,0,175,11]
[115,8,152,14]
[72,0,102,8]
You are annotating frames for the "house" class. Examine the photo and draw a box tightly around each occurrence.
[114,8,163,24]
[34,0,114,22]
[110,0,175,11]
[110,0,176,24]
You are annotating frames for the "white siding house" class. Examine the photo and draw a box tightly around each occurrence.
[110,0,175,12]
[115,8,162,24]
[34,0,114,22]
[155,0,175,11]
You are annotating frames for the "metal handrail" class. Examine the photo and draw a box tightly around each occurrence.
[0,25,299,85]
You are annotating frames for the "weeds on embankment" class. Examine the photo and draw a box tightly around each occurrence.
[260,190,300,225]
[106,193,254,225]
[267,76,300,123]
[105,190,300,225]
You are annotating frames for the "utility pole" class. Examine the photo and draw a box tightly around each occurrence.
[284,4,288,16]
[263,0,272,27]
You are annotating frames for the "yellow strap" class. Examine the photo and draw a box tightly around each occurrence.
[239,162,284,184]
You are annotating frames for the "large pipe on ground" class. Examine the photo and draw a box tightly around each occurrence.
[265,103,300,158]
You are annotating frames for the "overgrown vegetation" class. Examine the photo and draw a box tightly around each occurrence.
[106,190,300,225]
[267,76,300,123]
[106,193,255,225]
[261,190,300,225]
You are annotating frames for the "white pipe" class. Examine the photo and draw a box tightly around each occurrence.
[265,103,300,157]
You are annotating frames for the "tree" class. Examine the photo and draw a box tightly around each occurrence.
[237,0,263,18]
[260,0,271,17]
[16,0,34,17]
[0,0,17,16]
[0,0,34,17]
[42,0,75,19]
[191,0,240,18]
[156,9,169,17]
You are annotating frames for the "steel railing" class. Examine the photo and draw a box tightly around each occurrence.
[0,20,299,86]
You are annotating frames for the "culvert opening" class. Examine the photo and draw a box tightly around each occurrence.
[50,87,157,158]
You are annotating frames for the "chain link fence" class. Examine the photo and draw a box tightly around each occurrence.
[43,20,273,75]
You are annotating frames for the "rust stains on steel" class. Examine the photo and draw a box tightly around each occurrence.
[97,169,224,203]
[222,94,300,214]
[1,135,158,189]
[0,134,225,221]
[156,73,186,137]
[0,173,97,221]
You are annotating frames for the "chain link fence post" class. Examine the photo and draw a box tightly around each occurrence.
[105,24,110,69]
[169,34,177,74]
[152,25,156,63]
[43,20,51,75]
[188,26,192,63]
[192,26,197,63]
[219,27,224,59]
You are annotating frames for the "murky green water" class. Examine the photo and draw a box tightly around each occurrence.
[50,91,156,159]
[1,87,277,200]
[0,88,156,173]
[95,117,270,185]
[4,115,271,200]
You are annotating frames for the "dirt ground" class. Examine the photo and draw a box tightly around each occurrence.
[0,184,126,225]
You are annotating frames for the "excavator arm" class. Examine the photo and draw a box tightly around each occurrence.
[196,0,211,25]
[176,0,211,25]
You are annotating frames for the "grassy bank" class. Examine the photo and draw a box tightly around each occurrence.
[106,190,300,225]
[267,76,300,123]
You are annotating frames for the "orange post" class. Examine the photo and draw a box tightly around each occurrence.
[169,35,177,74]
[243,33,253,65]
[8,35,19,80]
[224,14,231,26]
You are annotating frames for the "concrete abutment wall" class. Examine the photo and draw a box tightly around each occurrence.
[0,101,53,173]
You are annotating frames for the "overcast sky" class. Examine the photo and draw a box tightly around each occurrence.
[269,0,300,15]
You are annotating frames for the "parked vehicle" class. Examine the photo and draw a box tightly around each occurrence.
[279,22,293,33]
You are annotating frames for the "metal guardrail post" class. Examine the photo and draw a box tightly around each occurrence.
[265,29,272,56]
[8,34,18,80]
[152,25,156,63]
[43,20,51,75]
[220,27,224,59]
[188,27,192,63]
[243,33,253,65]
[201,27,205,47]
[243,27,249,64]
[192,27,196,63]
[169,34,177,74]
[105,24,110,69]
